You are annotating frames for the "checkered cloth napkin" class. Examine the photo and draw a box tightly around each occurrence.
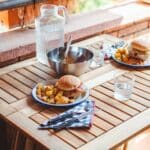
[39,100,95,130]
[101,40,127,60]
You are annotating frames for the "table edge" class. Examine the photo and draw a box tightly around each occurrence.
[78,108,150,150]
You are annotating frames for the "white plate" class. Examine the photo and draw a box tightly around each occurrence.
[31,80,90,107]
[112,51,150,68]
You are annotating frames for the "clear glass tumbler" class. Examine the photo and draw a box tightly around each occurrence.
[90,50,104,69]
[114,73,135,101]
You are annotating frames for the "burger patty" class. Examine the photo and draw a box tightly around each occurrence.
[63,86,85,98]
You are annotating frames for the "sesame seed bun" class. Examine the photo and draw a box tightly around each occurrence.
[130,39,150,61]
[56,75,81,91]
[131,39,150,52]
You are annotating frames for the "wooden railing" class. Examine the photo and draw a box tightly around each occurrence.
[0,0,76,29]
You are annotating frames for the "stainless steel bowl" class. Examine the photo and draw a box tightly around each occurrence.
[47,46,93,75]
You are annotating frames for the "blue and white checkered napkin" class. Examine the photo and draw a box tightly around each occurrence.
[101,40,126,60]
[40,100,95,129]
[66,100,95,128]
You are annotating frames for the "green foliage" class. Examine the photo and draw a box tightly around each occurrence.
[76,0,114,13]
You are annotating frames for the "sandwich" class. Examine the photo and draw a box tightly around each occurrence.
[130,39,150,61]
[55,75,85,98]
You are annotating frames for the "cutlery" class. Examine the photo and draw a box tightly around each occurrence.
[64,35,72,59]
[40,112,74,127]
[39,104,90,127]
[39,109,92,130]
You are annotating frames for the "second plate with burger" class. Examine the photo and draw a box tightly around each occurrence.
[32,75,89,107]
[112,39,150,68]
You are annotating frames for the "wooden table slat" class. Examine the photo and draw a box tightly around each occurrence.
[79,63,115,82]
[31,113,88,148]
[90,95,130,121]
[10,97,35,111]
[95,86,139,116]
[131,95,150,107]
[8,71,36,88]
[0,58,37,76]
[0,98,16,117]
[8,112,74,150]
[30,113,85,148]
[68,129,95,143]
[84,125,105,137]
[33,63,56,77]
[117,74,150,93]
[0,79,26,100]
[109,79,150,100]
[19,103,45,117]
[141,70,150,75]
[129,86,150,100]
[93,116,114,131]
[55,130,85,148]
[40,109,58,119]
[1,74,32,95]
[40,110,95,143]
[102,82,147,112]
[134,72,150,81]
[25,66,54,81]
[133,82,150,94]
[78,109,150,150]
[0,34,149,149]
[16,68,44,83]
[91,89,136,118]
[85,68,127,89]
[0,88,17,103]
[40,109,102,139]
[126,75,150,87]
[105,81,150,107]
[95,109,122,126]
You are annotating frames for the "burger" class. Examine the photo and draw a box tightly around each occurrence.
[130,39,150,61]
[55,75,85,98]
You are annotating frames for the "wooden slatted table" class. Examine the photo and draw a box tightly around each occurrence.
[0,35,150,150]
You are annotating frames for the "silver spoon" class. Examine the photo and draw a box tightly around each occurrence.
[64,35,72,59]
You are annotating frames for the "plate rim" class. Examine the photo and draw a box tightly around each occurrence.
[31,80,90,107]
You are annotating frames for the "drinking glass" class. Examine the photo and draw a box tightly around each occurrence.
[90,50,104,69]
[114,73,135,101]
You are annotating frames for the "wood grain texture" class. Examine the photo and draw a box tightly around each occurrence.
[78,109,150,150]
[94,86,139,116]
[90,95,130,121]
[8,71,36,88]
[0,88,17,103]
[0,79,26,99]
[102,82,146,112]
[16,68,44,83]
[0,98,16,117]
[8,112,74,150]
[1,74,32,95]
[0,58,37,76]
[0,35,149,149]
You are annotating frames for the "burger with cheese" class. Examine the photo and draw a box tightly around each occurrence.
[55,75,85,98]
[130,39,150,61]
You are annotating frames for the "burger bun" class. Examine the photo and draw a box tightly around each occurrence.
[56,75,81,91]
[130,39,150,60]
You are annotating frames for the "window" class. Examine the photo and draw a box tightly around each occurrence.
[67,0,126,14]
[0,0,128,32]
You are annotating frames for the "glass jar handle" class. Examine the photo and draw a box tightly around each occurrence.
[58,6,69,24]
